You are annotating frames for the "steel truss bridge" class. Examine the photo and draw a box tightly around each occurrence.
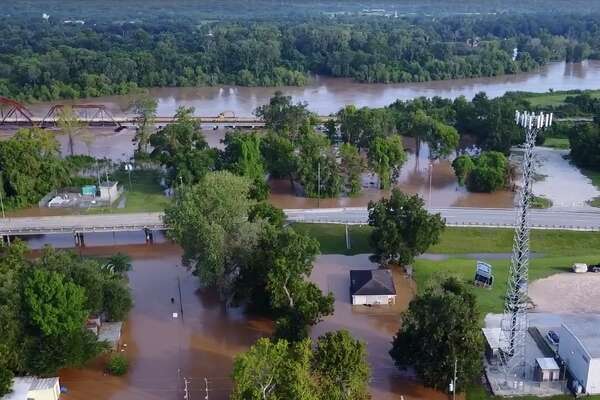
[0,96,331,129]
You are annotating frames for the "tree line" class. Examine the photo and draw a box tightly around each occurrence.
[3,11,600,101]
[0,244,133,396]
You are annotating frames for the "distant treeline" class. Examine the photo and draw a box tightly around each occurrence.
[2,12,600,101]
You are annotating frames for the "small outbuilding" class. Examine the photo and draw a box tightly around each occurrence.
[350,269,396,305]
[534,357,561,382]
[2,377,60,400]
[99,181,119,203]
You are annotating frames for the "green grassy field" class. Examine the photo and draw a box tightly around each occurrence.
[87,170,171,214]
[522,89,600,107]
[542,137,570,149]
[465,384,600,400]
[294,223,600,315]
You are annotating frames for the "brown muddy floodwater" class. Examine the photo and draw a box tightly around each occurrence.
[310,254,454,400]
[24,61,600,117]
[20,236,454,400]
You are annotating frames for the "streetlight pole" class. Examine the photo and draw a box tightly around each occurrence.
[453,358,457,400]
[428,160,433,208]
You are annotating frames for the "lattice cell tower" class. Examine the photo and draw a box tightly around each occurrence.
[500,110,553,383]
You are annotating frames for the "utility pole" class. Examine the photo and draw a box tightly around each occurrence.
[204,377,209,400]
[317,160,321,208]
[453,358,458,400]
[428,160,433,207]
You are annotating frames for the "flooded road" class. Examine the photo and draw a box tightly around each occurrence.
[24,61,600,117]
[58,242,272,400]
[19,233,453,400]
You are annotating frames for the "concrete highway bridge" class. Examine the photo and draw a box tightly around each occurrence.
[1,207,599,244]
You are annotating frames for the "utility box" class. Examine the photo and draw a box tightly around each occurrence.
[81,185,96,196]
[474,261,494,287]
[572,263,588,273]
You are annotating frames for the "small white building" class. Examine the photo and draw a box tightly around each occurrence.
[558,322,600,394]
[350,269,396,305]
[99,181,119,204]
[2,377,60,400]
[534,357,561,382]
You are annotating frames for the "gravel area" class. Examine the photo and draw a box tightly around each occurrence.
[529,273,600,313]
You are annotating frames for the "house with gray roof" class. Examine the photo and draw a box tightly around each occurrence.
[350,269,396,305]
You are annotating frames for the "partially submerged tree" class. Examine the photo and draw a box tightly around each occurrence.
[367,135,406,189]
[132,94,158,157]
[390,277,483,392]
[56,106,85,156]
[149,106,215,185]
[368,189,445,266]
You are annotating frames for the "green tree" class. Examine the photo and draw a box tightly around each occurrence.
[339,143,364,196]
[453,151,509,193]
[164,171,260,294]
[231,338,316,400]
[429,120,459,160]
[0,129,71,208]
[367,135,406,190]
[249,202,286,228]
[389,277,483,392]
[296,131,342,198]
[149,106,215,185]
[132,93,158,157]
[103,252,133,276]
[569,122,600,169]
[102,279,133,321]
[368,189,445,266]
[56,106,85,156]
[23,269,88,337]
[452,154,475,185]
[221,131,265,181]
[255,91,315,140]
[313,330,370,400]
[261,131,297,181]
[106,354,129,376]
[0,367,12,397]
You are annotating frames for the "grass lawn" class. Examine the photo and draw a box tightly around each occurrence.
[465,384,600,400]
[582,168,600,208]
[87,170,171,214]
[542,137,570,149]
[530,195,553,209]
[294,223,600,315]
[522,89,600,107]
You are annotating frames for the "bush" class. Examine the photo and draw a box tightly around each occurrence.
[0,367,13,397]
[453,151,509,193]
[106,354,128,376]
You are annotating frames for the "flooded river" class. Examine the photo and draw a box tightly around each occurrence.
[19,235,453,400]
[24,61,600,117]
[2,60,600,213]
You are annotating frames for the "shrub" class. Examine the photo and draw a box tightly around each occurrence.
[106,354,128,376]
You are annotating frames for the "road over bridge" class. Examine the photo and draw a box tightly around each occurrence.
[1,207,600,238]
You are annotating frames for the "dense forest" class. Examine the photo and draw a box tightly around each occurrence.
[3,10,600,101]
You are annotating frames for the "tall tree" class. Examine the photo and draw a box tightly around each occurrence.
[390,277,483,392]
[261,131,297,181]
[149,106,215,185]
[56,106,85,156]
[23,269,88,337]
[339,143,365,196]
[221,131,265,181]
[0,129,71,208]
[231,338,317,400]
[313,330,370,400]
[164,171,260,295]
[255,91,315,140]
[296,131,342,198]
[367,135,406,190]
[368,189,445,266]
[133,94,158,157]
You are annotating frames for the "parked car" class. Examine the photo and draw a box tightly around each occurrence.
[572,263,588,273]
[588,263,600,272]
[547,330,560,345]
